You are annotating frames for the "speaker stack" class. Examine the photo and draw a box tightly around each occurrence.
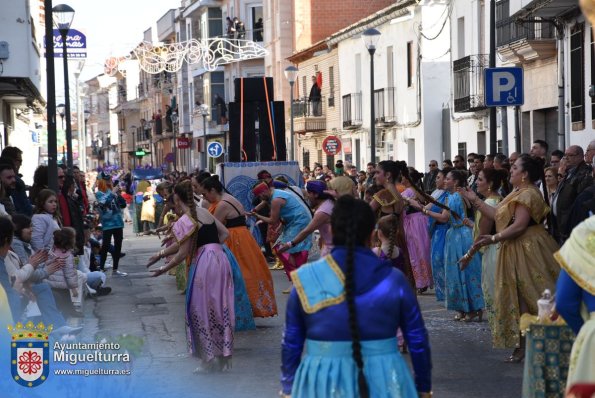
[228,77,286,162]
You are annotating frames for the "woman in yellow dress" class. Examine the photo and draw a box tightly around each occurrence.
[461,154,560,362]
[202,175,277,318]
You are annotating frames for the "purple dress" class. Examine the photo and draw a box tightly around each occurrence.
[174,215,235,362]
[402,188,433,289]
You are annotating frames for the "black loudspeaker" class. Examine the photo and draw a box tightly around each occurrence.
[228,101,286,162]
[234,77,274,103]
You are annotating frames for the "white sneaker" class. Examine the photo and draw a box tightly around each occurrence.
[113,270,128,277]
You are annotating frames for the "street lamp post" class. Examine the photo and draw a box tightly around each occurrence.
[84,110,90,170]
[362,28,381,165]
[44,0,58,192]
[130,125,137,170]
[200,104,209,172]
[170,111,179,172]
[57,104,65,165]
[119,129,123,167]
[284,66,298,162]
[148,120,154,167]
[53,3,76,176]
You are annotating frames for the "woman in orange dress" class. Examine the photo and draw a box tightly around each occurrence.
[202,175,277,318]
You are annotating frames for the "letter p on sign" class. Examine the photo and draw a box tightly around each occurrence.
[492,71,515,102]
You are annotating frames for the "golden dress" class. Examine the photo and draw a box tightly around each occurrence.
[493,186,560,348]
[209,202,277,318]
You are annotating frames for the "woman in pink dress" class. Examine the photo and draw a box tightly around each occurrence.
[147,180,235,373]
[401,167,433,293]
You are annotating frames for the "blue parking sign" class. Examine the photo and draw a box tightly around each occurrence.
[485,67,524,107]
[207,141,223,158]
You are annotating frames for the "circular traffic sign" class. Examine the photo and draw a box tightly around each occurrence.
[322,136,342,156]
[207,141,224,158]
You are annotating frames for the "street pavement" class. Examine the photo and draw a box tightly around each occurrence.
[79,226,523,397]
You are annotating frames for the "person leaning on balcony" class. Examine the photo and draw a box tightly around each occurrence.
[308,76,321,116]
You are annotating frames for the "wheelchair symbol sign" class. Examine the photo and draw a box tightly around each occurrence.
[207,142,223,158]
[485,67,524,107]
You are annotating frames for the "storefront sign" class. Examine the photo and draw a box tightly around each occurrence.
[44,29,87,58]
[322,135,342,156]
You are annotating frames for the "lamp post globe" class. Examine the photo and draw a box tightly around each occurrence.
[53,3,76,176]
[362,28,381,165]
[200,104,209,172]
[284,65,298,162]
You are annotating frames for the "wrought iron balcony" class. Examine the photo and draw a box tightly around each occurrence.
[453,55,489,113]
[374,87,396,126]
[342,93,363,129]
[292,96,326,133]
[496,0,557,62]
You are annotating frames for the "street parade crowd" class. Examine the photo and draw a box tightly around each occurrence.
[0,138,595,397]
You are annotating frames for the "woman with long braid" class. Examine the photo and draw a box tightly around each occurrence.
[281,196,432,398]
[368,160,414,287]
[146,181,235,373]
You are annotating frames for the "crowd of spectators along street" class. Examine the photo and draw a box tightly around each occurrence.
[0,146,122,338]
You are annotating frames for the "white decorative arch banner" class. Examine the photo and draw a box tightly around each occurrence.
[104,38,268,76]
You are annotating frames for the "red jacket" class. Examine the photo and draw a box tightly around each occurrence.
[58,192,71,226]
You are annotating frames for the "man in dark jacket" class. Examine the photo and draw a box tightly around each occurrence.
[0,146,32,216]
[423,160,438,194]
[553,145,594,244]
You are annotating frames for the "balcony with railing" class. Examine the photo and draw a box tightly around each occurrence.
[453,55,488,113]
[374,87,396,127]
[292,96,327,133]
[496,0,557,62]
[342,93,363,129]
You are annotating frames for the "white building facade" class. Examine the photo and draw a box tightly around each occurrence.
[334,0,451,171]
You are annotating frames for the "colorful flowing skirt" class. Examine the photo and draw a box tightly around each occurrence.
[291,338,417,398]
[430,224,448,302]
[222,245,256,331]
[226,226,277,318]
[403,212,433,289]
[481,244,498,334]
[444,225,484,313]
[493,225,560,348]
[185,243,235,362]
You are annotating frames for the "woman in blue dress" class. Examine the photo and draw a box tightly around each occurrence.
[281,196,432,398]
[443,170,484,321]
[424,168,450,302]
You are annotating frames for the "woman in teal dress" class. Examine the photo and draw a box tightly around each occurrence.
[281,196,432,398]
[425,168,450,302]
[443,170,484,321]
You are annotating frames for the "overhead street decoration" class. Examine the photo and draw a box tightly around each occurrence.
[104,38,268,76]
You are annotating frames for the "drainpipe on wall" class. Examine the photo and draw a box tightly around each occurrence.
[557,23,566,152]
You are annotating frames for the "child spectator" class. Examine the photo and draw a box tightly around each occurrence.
[46,227,79,316]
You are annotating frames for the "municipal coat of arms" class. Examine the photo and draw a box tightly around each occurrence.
[8,321,52,387]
